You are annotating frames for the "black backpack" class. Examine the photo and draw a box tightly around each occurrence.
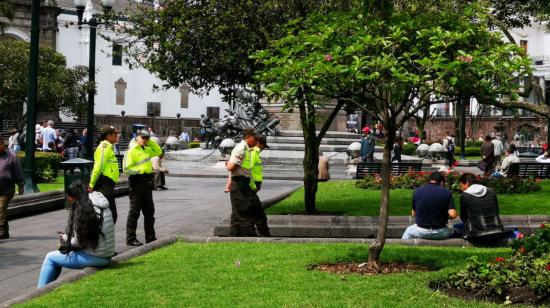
[447,139,455,153]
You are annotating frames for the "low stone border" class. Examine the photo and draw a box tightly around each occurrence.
[1,235,178,307]
[7,182,129,219]
[261,185,302,209]
[214,215,550,238]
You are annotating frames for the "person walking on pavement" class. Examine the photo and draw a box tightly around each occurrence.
[360,127,375,162]
[123,130,162,246]
[226,128,264,236]
[480,135,495,177]
[89,125,120,223]
[0,138,24,239]
[248,134,271,236]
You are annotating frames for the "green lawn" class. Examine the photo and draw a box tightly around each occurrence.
[36,176,64,192]
[18,243,509,307]
[266,180,550,216]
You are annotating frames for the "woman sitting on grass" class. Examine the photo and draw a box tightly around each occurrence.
[37,181,115,288]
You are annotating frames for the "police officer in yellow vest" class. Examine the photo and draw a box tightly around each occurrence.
[226,128,271,236]
[89,125,120,223]
[248,134,270,236]
[123,130,162,246]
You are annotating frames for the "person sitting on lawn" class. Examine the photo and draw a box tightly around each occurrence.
[454,173,506,239]
[402,172,457,240]
[37,181,115,288]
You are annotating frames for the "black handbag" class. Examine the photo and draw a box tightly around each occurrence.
[478,160,488,171]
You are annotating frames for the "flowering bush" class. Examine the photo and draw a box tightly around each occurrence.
[440,224,550,300]
[355,171,540,194]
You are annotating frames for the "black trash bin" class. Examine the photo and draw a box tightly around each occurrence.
[60,158,94,208]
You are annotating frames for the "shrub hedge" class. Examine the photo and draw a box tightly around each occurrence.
[188,141,201,149]
[355,171,541,194]
[16,152,62,182]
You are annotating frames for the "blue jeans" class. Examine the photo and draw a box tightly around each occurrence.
[402,224,451,240]
[37,250,110,288]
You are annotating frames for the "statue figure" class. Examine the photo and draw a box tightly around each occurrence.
[200,114,214,149]
[207,89,280,149]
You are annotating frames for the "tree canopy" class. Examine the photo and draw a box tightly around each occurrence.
[0,40,93,126]
[254,1,531,263]
[109,0,355,98]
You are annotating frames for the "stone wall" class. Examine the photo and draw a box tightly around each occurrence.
[408,117,549,144]
[0,0,59,47]
[93,115,201,138]
[263,103,347,131]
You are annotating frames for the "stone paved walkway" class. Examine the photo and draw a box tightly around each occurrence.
[0,177,301,304]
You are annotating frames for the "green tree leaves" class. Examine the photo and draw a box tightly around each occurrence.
[0,40,92,126]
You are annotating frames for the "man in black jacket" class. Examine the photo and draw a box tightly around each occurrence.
[457,173,506,239]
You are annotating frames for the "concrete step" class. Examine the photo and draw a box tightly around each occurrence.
[213,215,549,238]
[278,130,360,139]
[266,143,353,152]
[268,136,360,145]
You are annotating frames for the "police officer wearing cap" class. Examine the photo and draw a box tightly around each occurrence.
[248,134,270,236]
[226,128,271,236]
[89,125,120,223]
[123,130,162,246]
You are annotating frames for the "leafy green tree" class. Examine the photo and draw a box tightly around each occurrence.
[256,2,530,264]
[0,40,93,127]
[108,0,354,101]
[0,0,15,33]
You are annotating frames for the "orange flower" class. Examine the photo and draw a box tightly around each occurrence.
[495,257,505,263]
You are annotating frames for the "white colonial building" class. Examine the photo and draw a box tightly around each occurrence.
[54,0,228,136]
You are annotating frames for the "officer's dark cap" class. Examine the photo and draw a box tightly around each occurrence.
[242,128,255,138]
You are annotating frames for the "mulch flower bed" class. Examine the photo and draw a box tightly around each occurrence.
[308,261,433,275]
[430,282,550,306]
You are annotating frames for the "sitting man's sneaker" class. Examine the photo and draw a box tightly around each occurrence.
[0,233,9,240]
[126,239,143,247]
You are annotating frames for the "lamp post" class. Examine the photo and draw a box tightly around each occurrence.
[23,0,41,194]
[74,0,113,159]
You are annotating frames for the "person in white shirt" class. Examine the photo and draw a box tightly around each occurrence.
[8,129,20,153]
[536,152,550,164]
[41,120,57,152]
[492,148,520,177]
[179,130,190,142]
[492,136,504,162]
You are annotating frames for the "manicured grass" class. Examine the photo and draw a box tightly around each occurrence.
[266,180,550,216]
[18,243,509,307]
[36,176,64,192]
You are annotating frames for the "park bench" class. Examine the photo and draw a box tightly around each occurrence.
[507,162,550,179]
[354,162,423,179]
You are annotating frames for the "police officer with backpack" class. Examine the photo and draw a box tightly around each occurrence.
[89,125,120,223]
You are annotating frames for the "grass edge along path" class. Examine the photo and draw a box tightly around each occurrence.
[266,180,550,216]
[17,243,509,307]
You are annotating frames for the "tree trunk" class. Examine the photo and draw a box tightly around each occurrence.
[368,126,396,264]
[299,97,320,213]
[303,133,319,213]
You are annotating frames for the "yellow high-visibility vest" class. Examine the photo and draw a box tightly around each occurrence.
[123,139,162,175]
[90,140,119,189]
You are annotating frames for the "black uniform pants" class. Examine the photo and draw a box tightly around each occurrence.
[94,175,117,223]
[229,177,270,237]
[126,174,156,243]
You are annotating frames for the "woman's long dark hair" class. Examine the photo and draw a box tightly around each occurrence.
[65,181,103,251]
